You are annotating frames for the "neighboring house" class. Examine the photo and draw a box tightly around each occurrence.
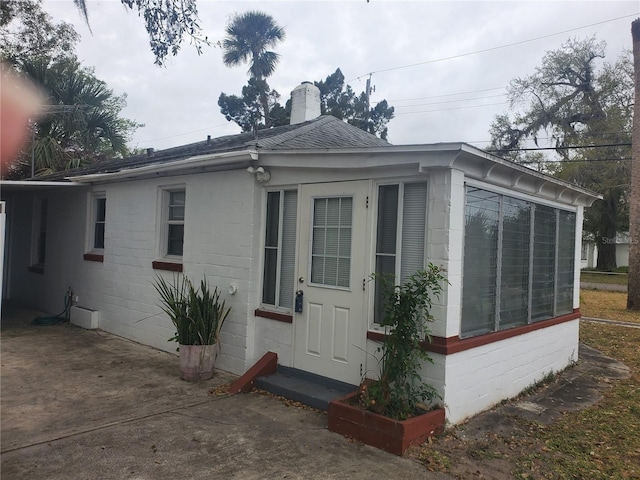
[1,83,601,424]
[581,233,630,270]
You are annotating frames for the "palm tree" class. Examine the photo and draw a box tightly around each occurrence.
[10,56,136,177]
[222,11,285,127]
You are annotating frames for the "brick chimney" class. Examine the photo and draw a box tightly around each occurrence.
[289,81,321,125]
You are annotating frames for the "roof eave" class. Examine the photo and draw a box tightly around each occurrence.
[0,180,85,193]
[260,143,601,207]
[68,149,259,184]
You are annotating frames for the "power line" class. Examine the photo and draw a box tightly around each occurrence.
[348,13,638,83]
[465,130,633,146]
[394,102,508,115]
[519,157,631,164]
[387,86,506,103]
[490,143,631,152]
[392,93,507,109]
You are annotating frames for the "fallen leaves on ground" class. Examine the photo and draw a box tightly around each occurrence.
[208,383,233,397]
[410,321,640,480]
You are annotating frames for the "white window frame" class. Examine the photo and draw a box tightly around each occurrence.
[261,188,298,312]
[370,179,429,331]
[86,192,106,253]
[308,195,353,290]
[30,196,48,268]
[581,242,589,261]
[156,185,186,260]
[460,184,577,338]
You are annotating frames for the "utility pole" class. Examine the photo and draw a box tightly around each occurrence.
[365,73,374,126]
[629,18,640,310]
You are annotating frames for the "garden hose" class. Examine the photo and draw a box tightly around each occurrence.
[31,288,72,326]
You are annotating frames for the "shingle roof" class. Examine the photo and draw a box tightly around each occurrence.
[40,116,390,180]
[253,116,390,149]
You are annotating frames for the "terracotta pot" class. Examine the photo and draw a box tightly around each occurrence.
[328,390,445,456]
[179,343,219,382]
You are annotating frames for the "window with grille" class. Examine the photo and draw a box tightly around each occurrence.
[93,196,106,250]
[310,196,352,288]
[166,189,185,256]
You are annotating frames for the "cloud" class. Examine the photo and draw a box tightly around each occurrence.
[43,0,638,150]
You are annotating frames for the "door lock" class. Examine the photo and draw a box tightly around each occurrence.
[295,290,304,313]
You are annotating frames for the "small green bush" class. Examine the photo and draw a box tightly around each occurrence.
[360,265,447,420]
[154,275,231,345]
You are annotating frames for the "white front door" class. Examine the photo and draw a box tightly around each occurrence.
[293,181,369,385]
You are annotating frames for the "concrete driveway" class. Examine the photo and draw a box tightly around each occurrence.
[1,304,450,480]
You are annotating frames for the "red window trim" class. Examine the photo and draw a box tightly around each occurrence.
[152,261,183,272]
[254,308,293,323]
[83,253,104,263]
[367,309,581,355]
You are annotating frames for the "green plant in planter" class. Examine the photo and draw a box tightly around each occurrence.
[360,264,447,420]
[153,274,231,345]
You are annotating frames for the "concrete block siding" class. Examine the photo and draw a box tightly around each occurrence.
[442,319,580,424]
[253,319,293,367]
[7,169,259,376]
[5,161,583,425]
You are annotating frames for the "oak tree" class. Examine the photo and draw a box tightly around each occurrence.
[490,37,633,271]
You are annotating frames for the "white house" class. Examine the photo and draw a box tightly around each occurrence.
[581,233,630,270]
[1,83,600,424]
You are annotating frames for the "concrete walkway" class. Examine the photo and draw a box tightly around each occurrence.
[581,317,640,329]
[0,304,450,480]
[580,281,628,292]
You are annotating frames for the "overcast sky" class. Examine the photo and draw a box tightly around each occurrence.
[43,0,639,152]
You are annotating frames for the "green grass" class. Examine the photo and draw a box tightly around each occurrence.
[580,271,628,285]
[414,290,640,479]
[515,323,640,479]
[580,289,640,323]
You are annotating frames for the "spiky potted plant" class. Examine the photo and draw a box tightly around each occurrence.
[328,264,447,455]
[154,275,231,381]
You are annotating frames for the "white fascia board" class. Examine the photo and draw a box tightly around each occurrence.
[67,150,259,183]
[261,143,601,206]
[458,144,598,193]
[0,180,85,192]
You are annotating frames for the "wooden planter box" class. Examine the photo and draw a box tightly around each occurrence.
[328,390,445,456]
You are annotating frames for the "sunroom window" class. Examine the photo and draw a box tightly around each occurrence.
[461,185,576,338]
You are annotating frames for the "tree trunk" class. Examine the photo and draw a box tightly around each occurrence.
[256,74,271,129]
[629,19,640,310]
[595,195,618,271]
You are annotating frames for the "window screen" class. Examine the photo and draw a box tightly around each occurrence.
[461,186,576,338]
[461,187,499,336]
